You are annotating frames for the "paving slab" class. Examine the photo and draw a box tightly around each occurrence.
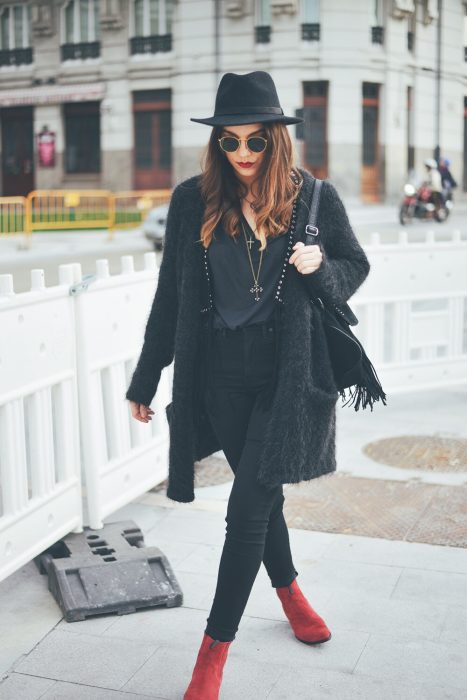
[12,628,159,691]
[266,666,460,700]
[353,633,467,691]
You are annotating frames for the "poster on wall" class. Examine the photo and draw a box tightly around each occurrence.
[37,126,56,167]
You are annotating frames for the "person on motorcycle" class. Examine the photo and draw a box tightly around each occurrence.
[423,158,443,212]
[438,156,457,205]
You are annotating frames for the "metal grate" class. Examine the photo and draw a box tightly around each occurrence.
[282,473,467,548]
[363,436,467,472]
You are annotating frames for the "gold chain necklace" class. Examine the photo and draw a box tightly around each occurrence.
[241,196,258,211]
[240,217,264,301]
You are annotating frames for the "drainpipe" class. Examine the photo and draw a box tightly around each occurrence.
[434,0,442,163]
[214,0,221,87]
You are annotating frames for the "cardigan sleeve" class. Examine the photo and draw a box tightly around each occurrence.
[125,184,183,407]
[301,180,370,306]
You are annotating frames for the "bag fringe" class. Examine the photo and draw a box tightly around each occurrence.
[338,350,387,412]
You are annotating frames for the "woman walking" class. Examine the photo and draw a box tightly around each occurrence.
[126,71,371,699]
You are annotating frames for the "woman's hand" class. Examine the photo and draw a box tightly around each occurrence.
[288,241,323,275]
[128,401,155,423]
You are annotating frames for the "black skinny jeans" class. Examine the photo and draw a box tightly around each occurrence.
[203,315,298,643]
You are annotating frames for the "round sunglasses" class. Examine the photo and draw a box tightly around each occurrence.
[218,136,268,153]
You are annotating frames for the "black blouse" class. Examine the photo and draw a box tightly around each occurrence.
[207,214,289,330]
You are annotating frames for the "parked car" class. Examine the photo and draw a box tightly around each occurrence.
[142,203,169,251]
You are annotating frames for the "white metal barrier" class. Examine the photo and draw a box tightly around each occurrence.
[0,266,82,581]
[351,229,467,389]
[71,254,172,530]
[0,231,466,581]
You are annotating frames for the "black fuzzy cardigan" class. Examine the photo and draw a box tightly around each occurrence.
[125,168,370,503]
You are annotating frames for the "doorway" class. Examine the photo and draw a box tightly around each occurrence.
[133,89,172,189]
[361,82,381,202]
[1,106,34,196]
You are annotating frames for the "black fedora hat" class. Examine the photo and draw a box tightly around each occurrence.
[190,71,304,127]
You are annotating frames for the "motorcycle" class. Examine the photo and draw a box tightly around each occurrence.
[399,183,452,225]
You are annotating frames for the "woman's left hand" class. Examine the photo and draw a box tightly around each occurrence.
[288,241,323,275]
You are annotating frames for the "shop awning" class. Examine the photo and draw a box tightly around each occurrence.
[0,81,106,107]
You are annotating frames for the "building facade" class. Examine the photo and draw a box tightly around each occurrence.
[0,0,466,203]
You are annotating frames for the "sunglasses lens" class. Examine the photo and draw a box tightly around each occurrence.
[220,137,239,152]
[247,137,267,153]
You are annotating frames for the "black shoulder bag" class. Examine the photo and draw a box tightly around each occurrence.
[304,178,387,411]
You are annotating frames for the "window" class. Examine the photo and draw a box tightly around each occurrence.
[371,0,384,45]
[302,81,328,179]
[130,0,175,53]
[362,83,379,166]
[0,4,33,66]
[61,0,100,60]
[407,5,415,52]
[255,0,271,44]
[301,0,320,41]
[407,86,414,171]
[464,5,467,62]
[64,102,100,173]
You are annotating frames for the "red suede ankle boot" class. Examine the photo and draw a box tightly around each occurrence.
[275,577,332,645]
[183,631,233,700]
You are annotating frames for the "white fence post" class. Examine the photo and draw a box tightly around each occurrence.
[0,266,83,583]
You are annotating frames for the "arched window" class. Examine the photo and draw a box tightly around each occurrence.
[371,0,384,45]
[130,0,175,54]
[0,4,33,66]
[255,0,271,44]
[300,0,320,41]
[61,0,100,60]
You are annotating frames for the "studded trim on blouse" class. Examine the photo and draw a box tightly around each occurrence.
[200,169,301,314]
[199,170,302,407]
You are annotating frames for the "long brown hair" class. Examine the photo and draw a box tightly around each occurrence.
[197,121,303,252]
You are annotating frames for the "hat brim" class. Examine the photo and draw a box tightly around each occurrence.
[190,113,304,126]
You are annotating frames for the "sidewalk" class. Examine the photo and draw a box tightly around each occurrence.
[1,385,466,699]
[1,228,466,698]
[1,503,466,699]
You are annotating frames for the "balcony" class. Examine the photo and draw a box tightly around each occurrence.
[371,26,384,45]
[0,47,33,67]
[301,23,320,41]
[130,34,172,55]
[255,25,271,44]
[60,42,100,61]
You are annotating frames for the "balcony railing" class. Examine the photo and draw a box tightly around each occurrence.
[371,26,384,45]
[255,25,271,44]
[0,47,33,67]
[301,23,320,41]
[61,42,100,61]
[130,34,172,55]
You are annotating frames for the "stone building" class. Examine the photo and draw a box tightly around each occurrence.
[0,0,465,202]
